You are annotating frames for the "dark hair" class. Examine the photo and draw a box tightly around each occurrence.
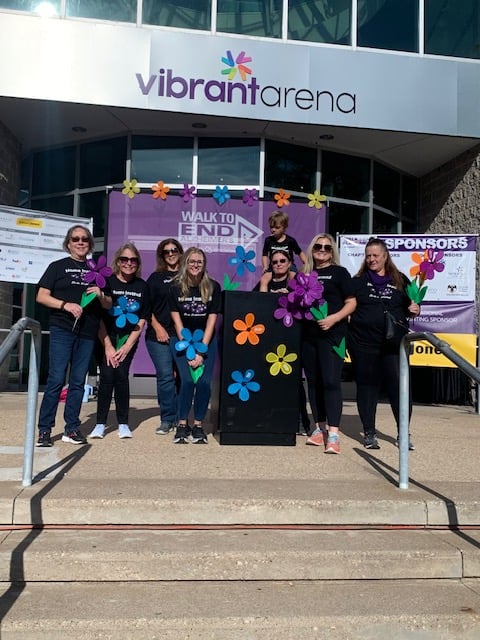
[357,237,404,289]
[63,225,94,253]
[111,242,142,277]
[155,238,184,272]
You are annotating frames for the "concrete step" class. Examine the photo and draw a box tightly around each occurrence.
[1,579,480,639]
[1,528,479,582]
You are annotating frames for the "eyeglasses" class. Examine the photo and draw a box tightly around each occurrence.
[119,256,139,265]
[272,258,288,265]
[188,260,204,266]
[313,243,333,252]
[162,247,179,255]
[71,236,89,243]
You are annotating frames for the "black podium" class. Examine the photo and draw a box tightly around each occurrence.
[218,291,301,445]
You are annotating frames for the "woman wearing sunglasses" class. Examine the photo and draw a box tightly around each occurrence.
[145,238,184,435]
[89,243,149,440]
[36,225,112,448]
[303,234,356,454]
[258,249,295,293]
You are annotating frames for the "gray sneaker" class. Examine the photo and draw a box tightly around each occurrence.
[364,434,380,450]
[395,436,415,451]
[156,422,174,435]
[118,424,132,439]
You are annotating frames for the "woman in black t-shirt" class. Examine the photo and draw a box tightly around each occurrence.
[169,247,221,444]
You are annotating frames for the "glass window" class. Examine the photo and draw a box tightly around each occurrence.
[0,0,60,13]
[425,0,480,60]
[217,0,281,38]
[31,195,74,216]
[322,151,370,202]
[32,147,76,196]
[372,209,399,233]
[357,0,418,53]
[79,191,108,238]
[327,202,369,238]
[131,136,194,184]
[373,162,400,212]
[66,0,135,21]
[197,138,260,185]
[143,0,211,30]
[288,0,351,45]
[265,139,316,192]
[79,138,127,189]
[401,175,418,221]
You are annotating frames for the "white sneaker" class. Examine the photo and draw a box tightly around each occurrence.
[118,424,132,439]
[89,424,105,439]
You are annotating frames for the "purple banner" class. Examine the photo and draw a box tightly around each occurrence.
[409,302,476,335]
[107,191,326,374]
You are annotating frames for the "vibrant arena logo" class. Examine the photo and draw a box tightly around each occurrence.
[136,50,356,115]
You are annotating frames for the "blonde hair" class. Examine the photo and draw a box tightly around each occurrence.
[303,233,340,273]
[175,247,213,303]
[111,242,142,277]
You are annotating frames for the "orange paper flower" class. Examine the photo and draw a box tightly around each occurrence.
[151,180,170,200]
[274,188,291,208]
[410,251,428,277]
[233,312,265,345]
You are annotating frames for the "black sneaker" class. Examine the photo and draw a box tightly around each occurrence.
[61,430,87,445]
[173,425,190,444]
[36,431,53,447]
[191,425,208,444]
[395,436,415,451]
[364,434,380,449]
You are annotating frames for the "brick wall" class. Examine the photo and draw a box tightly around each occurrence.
[0,120,21,389]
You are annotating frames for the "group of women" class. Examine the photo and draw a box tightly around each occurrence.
[36,224,420,451]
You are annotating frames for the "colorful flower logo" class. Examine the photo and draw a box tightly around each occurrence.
[122,179,140,199]
[179,183,196,203]
[109,296,140,329]
[227,369,260,401]
[265,344,297,376]
[213,185,231,205]
[151,180,170,200]
[233,313,265,346]
[307,190,327,210]
[274,188,291,208]
[221,50,252,81]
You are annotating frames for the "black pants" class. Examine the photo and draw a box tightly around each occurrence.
[96,347,136,425]
[301,337,344,427]
[348,343,412,436]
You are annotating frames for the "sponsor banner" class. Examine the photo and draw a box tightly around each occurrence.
[409,333,477,368]
[108,191,326,374]
[0,206,92,284]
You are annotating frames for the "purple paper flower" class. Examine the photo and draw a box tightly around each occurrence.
[228,245,257,277]
[84,256,112,289]
[287,272,325,309]
[242,188,258,206]
[419,249,445,280]
[273,295,303,328]
[213,185,231,205]
[179,183,196,203]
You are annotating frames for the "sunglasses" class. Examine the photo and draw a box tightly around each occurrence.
[119,256,139,265]
[71,236,89,243]
[162,247,179,255]
[188,260,204,266]
[272,258,288,265]
[313,243,333,252]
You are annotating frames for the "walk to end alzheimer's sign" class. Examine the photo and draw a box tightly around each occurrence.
[339,234,478,368]
[107,191,326,374]
[0,206,92,284]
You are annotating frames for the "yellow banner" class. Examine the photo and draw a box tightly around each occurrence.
[409,333,477,367]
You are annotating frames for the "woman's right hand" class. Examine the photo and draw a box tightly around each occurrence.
[64,302,83,320]
[155,326,169,343]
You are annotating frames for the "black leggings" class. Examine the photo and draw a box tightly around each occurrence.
[96,347,136,425]
[301,337,344,427]
[348,343,412,436]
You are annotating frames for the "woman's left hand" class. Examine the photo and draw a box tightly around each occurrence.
[317,314,336,331]
[86,285,102,299]
[408,302,420,317]
[188,354,204,369]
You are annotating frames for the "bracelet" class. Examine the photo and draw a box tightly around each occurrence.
[60,301,66,310]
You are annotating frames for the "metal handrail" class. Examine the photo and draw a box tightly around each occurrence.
[398,332,480,489]
[0,317,42,486]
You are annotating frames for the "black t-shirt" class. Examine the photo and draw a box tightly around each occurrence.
[252,274,291,293]
[103,274,150,342]
[145,270,178,340]
[37,256,110,339]
[348,273,411,350]
[169,280,222,334]
[262,234,302,265]
[302,265,354,344]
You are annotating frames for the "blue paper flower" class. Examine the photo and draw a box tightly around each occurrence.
[227,369,260,402]
[175,328,208,360]
[213,185,231,205]
[228,245,256,277]
[109,296,140,329]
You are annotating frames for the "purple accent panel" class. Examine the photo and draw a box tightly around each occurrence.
[107,191,326,374]
[412,302,476,335]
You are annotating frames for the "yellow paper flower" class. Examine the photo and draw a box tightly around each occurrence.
[151,180,170,200]
[274,188,291,208]
[265,344,297,376]
[122,179,140,199]
[233,312,265,345]
[307,190,327,209]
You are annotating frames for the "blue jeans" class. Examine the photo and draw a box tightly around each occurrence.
[38,326,95,434]
[170,336,217,423]
[146,338,177,425]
